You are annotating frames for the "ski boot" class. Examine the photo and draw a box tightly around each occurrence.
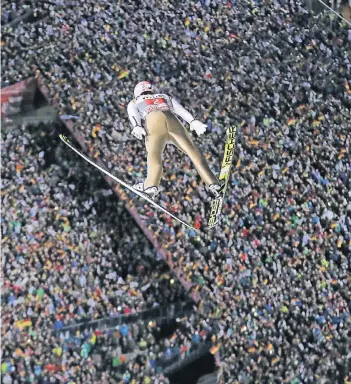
[133,183,163,200]
[208,182,225,198]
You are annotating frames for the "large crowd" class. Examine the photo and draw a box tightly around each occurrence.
[2,123,199,383]
[2,0,351,383]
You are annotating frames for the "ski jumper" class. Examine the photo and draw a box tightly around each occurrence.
[127,94,219,189]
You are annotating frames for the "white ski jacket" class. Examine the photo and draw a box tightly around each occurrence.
[127,94,195,129]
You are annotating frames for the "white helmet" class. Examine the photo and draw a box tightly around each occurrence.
[134,81,154,98]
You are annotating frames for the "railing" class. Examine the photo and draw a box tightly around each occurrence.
[55,300,194,335]
[2,9,33,28]
[105,341,213,379]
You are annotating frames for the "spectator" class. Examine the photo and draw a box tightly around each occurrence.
[1,0,350,383]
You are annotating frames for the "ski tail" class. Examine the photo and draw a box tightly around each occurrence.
[206,125,237,230]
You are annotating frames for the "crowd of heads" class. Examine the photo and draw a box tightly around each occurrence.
[2,122,196,383]
[2,0,351,383]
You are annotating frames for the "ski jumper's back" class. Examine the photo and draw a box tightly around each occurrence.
[134,94,174,119]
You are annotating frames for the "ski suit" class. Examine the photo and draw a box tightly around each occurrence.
[127,94,219,189]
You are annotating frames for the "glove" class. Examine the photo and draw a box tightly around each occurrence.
[190,120,207,136]
[132,126,146,140]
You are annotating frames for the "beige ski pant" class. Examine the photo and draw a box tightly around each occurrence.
[144,110,219,189]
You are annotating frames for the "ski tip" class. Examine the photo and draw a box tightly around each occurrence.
[59,134,69,143]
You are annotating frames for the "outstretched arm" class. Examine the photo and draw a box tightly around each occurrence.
[127,101,146,140]
[127,100,142,128]
[171,98,207,136]
[171,98,195,124]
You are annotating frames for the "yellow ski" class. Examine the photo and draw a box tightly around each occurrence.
[207,125,237,230]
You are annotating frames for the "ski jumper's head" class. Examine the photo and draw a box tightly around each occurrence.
[134,81,154,98]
